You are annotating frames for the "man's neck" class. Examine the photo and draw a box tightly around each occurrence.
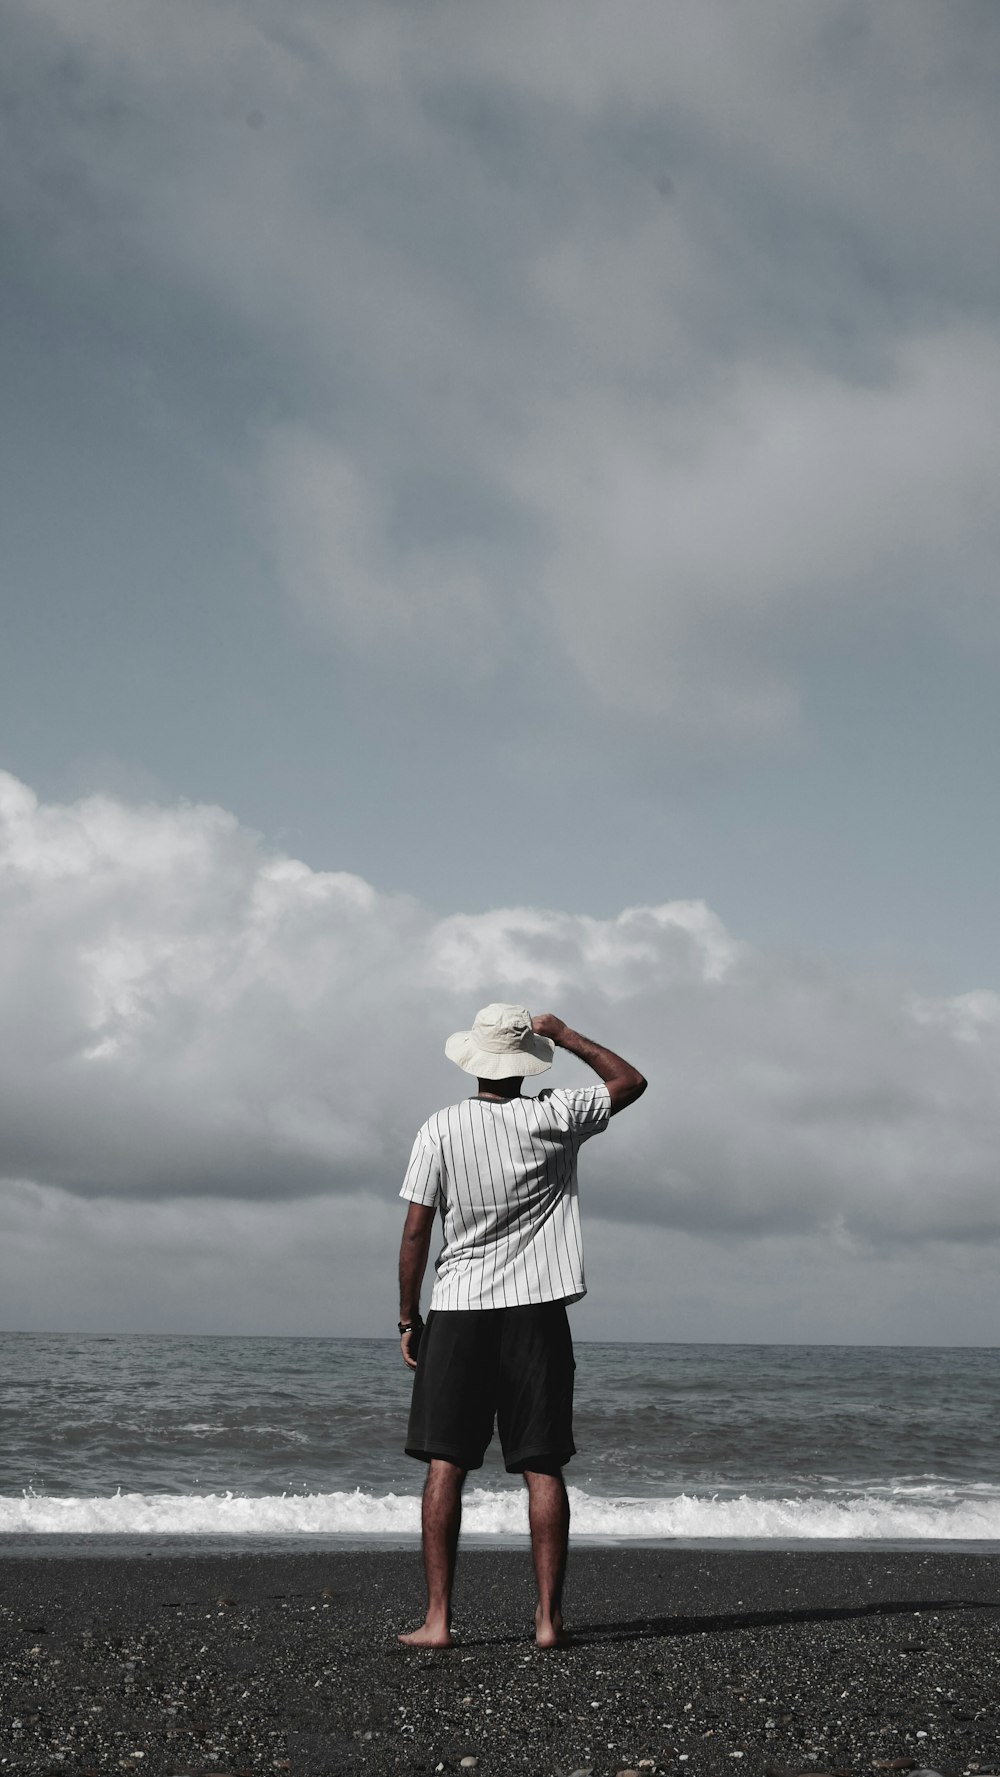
[474,1076,523,1101]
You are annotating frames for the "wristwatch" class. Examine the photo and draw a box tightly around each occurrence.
[398,1317,423,1335]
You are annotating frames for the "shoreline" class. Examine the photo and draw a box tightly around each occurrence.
[2,1548,999,1774]
[5,1531,1000,1559]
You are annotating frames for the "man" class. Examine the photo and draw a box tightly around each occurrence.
[396,1002,646,1648]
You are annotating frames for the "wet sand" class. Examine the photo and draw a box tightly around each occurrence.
[1,1546,999,1775]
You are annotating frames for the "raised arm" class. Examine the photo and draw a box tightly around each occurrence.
[398,1201,435,1370]
[532,1013,647,1114]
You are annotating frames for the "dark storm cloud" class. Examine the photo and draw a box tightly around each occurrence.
[3,0,999,736]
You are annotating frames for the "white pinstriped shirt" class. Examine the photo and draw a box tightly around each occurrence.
[399,1085,612,1311]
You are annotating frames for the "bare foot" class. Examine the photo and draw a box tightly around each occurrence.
[398,1620,454,1648]
[534,1604,569,1648]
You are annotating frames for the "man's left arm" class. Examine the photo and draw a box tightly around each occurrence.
[398,1203,435,1371]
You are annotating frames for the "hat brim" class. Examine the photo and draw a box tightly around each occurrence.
[444,1029,555,1078]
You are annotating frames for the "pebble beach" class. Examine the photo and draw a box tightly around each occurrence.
[2,1547,999,1777]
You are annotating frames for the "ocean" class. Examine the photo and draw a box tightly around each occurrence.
[3,1332,1000,1549]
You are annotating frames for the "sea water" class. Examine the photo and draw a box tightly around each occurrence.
[2,1333,1000,1548]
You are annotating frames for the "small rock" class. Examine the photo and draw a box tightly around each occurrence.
[460,1762,478,1770]
[875,1764,917,1773]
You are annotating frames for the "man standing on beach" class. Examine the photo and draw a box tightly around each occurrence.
[397,1003,646,1648]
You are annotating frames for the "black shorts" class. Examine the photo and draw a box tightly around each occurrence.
[405,1302,576,1474]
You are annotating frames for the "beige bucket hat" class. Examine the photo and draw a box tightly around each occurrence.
[445,1002,555,1079]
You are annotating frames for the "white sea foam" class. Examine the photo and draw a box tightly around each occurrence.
[172,1423,311,1443]
[4,1485,1000,1542]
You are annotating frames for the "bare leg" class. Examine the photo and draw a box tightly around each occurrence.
[398,1459,465,1647]
[524,1468,570,1647]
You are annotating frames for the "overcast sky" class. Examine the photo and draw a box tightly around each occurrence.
[3,0,1000,1342]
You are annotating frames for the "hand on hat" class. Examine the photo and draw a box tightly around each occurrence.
[531,1012,567,1044]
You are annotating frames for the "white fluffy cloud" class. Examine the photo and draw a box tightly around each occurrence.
[257,328,1000,731]
[2,771,1000,1256]
[259,427,502,679]
[505,329,1000,728]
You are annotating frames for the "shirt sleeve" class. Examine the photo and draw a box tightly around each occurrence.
[544,1084,613,1144]
[399,1129,442,1208]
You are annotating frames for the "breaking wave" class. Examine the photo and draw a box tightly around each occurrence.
[4,1483,1000,1543]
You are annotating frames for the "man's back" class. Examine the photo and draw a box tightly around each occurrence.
[401,1084,611,1311]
